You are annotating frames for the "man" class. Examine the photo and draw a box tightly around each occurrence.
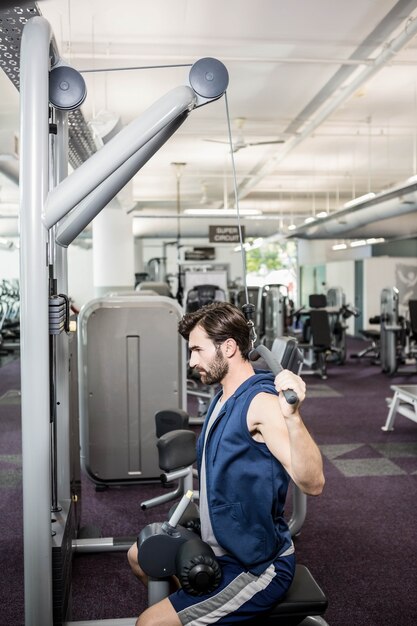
[128,301,324,625]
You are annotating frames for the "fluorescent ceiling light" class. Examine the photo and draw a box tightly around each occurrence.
[343,192,375,209]
[332,243,347,250]
[184,208,262,216]
[316,211,328,218]
[287,224,297,231]
[251,237,264,249]
[350,239,367,247]
[0,237,16,250]
[234,242,251,252]
[304,216,315,224]
[234,237,264,252]
[366,237,385,244]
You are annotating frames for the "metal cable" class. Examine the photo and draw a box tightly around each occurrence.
[224,91,249,306]
[79,63,193,74]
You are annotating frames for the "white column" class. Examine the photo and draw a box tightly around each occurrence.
[92,198,134,296]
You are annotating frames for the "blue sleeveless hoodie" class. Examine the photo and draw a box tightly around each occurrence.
[196,371,293,575]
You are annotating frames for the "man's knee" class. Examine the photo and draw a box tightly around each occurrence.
[127,542,138,569]
[128,542,146,581]
[136,608,154,626]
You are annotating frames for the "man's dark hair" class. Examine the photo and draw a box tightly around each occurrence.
[178,301,252,360]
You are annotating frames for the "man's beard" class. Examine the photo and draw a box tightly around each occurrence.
[198,347,229,385]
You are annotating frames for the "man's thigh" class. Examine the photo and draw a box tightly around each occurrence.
[169,553,295,625]
[136,597,182,626]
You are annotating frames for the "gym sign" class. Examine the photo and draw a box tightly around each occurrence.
[209,225,245,243]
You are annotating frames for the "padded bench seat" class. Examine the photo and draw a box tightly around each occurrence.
[244,564,328,625]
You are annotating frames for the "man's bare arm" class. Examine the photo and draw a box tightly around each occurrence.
[247,371,324,496]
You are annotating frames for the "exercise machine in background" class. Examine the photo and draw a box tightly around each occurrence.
[183,267,229,312]
[294,293,359,379]
[0,279,20,355]
[77,294,186,487]
[234,283,293,350]
[261,283,292,349]
[378,287,417,376]
[350,316,381,363]
[235,285,264,341]
[186,283,227,312]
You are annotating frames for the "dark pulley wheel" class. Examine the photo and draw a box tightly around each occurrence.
[49,65,87,111]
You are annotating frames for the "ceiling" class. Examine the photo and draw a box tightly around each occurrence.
[2,0,417,242]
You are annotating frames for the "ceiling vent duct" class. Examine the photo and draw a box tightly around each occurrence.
[286,179,417,240]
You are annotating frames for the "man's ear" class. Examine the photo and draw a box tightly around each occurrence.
[224,338,238,358]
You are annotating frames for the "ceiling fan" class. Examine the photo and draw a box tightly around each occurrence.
[204,117,285,153]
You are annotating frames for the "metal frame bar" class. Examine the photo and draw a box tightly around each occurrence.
[54,109,71,502]
[288,483,307,537]
[44,87,196,229]
[382,384,417,431]
[55,114,187,247]
[64,616,135,626]
[20,15,53,626]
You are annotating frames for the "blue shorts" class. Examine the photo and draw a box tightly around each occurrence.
[169,551,296,625]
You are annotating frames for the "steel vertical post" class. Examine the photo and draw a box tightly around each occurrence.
[54,109,71,503]
[20,16,54,626]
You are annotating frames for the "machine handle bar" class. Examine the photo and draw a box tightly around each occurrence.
[249,344,298,405]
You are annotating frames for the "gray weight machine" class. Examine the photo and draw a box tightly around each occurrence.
[295,292,359,378]
[235,285,264,340]
[235,284,290,350]
[379,287,417,376]
[261,283,290,349]
[77,294,187,486]
[17,11,228,626]
[326,287,351,362]
[0,278,20,354]
[379,287,401,375]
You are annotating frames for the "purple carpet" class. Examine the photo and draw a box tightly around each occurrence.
[1,339,417,625]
